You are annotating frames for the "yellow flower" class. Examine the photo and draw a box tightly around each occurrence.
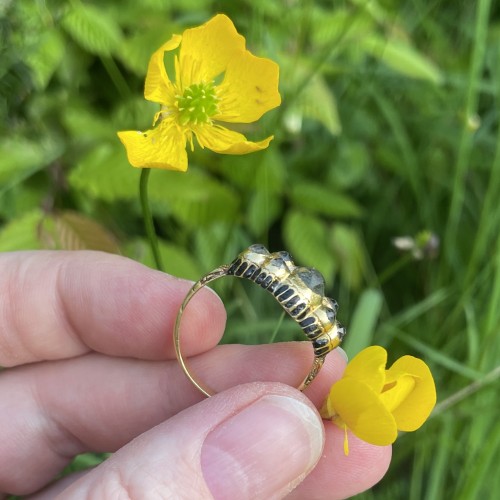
[117,14,281,171]
[320,345,436,455]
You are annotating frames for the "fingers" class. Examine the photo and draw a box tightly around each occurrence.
[0,344,344,495]
[0,251,226,366]
[34,384,390,500]
[56,383,326,499]
[288,427,392,499]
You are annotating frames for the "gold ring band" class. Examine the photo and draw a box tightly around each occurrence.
[174,244,346,397]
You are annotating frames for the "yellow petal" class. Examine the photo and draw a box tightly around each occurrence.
[144,35,182,104]
[380,374,416,412]
[194,124,273,154]
[385,355,436,431]
[117,119,188,171]
[344,345,388,393]
[215,51,281,123]
[319,386,336,419]
[179,14,246,86]
[328,378,398,446]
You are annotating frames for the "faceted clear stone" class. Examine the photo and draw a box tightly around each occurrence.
[325,308,335,323]
[323,297,338,322]
[248,244,270,255]
[295,267,325,296]
[336,323,346,341]
[275,251,295,270]
[267,257,287,272]
[244,244,271,267]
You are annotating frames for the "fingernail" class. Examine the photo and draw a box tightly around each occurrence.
[201,394,324,499]
[336,346,349,362]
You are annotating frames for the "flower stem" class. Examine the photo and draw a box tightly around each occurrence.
[140,168,164,271]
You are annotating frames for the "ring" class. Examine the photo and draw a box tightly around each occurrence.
[174,244,346,397]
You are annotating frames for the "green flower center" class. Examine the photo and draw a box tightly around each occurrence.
[176,82,219,126]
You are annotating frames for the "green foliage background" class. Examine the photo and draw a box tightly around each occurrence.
[1,0,500,498]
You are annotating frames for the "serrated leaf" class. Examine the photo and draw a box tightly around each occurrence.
[342,288,384,356]
[330,223,366,290]
[283,210,336,281]
[62,4,122,56]
[148,169,240,228]
[361,36,443,84]
[25,28,65,89]
[0,136,63,194]
[0,210,44,251]
[290,182,364,219]
[68,143,140,201]
[40,211,120,253]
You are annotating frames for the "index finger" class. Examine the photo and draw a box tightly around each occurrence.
[0,251,226,367]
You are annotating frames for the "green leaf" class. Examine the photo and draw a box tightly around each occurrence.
[283,210,336,281]
[361,36,443,84]
[329,140,372,190]
[117,29,171,76]
[194,224,245,274]
[0,210,44,251]
[342,288,384,357]
[63,104,116,142]
[148,169,240,228]
[68,143,140,201]
[25,28,65,89]
[0,183,46,220]
[330,223,366,290]
[112,97,158,131]
[247,189,282,238]
[289,182,364,219]
[284,70,342,136]
[0,136,63,194]
[125,239,202,280]
[61,4,123,56]
[216,148,285,195]
[254,148,286,194]
[311,7,375,47]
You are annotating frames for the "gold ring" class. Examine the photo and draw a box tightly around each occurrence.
[174,244,346,397]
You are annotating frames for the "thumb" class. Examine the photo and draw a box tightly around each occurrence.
[61,383,324,499]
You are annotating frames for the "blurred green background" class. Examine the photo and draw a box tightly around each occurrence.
[1,0,500,498]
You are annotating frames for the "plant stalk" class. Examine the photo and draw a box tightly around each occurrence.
[140,168,164,271]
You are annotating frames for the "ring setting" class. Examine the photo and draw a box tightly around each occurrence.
[174,244,346,397]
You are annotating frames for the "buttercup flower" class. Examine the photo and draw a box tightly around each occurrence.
[320,345,436,455]
[118,14,281,171]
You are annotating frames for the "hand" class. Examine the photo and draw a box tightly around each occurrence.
[0,251,390,499]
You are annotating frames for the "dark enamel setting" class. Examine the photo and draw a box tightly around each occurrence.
[227,244,345,357]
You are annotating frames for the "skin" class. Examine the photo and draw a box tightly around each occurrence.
[0,251,391,499]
